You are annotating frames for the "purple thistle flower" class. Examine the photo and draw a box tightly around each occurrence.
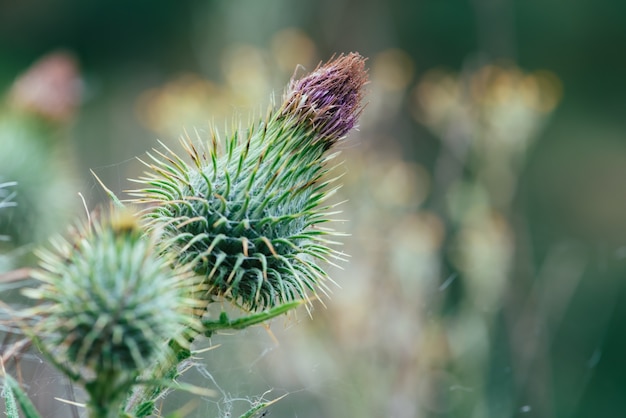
[281,53,367,148]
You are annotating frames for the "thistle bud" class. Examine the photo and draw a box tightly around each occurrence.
[130,53,367,311]
[24,209,201,392]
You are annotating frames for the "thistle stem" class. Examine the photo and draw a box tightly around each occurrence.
[124,302,301,416]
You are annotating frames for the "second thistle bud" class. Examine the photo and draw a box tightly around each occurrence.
[131,53,367,311]
[24,210,202,395]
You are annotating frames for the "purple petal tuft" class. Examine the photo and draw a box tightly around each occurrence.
[281,53,368,148]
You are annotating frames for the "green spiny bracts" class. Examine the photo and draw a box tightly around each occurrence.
[129,53,367,311]
[23,209,203,396]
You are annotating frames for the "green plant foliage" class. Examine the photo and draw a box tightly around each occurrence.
[7,53,366,418]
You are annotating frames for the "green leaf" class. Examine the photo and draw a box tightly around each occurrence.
[203,301,302,337]
[239,393,288,418]
[91,169,125,208]
[2,377,19,418]
[2,373,43,418]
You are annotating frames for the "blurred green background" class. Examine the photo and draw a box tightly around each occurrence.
[2,1,626,417]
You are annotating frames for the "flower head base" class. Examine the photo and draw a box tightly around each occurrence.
[130,53,367,311]
[281,53,367,148]
[25,209,202,382]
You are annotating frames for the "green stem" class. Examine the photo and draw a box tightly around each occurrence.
[123,336,194,416]
[123,301,301,416]
[85,370,130,418]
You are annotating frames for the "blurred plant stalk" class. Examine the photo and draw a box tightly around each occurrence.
[0,51,81,272]
[413,63,561,416]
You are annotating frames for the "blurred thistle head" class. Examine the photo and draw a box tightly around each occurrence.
[8,50,82,123]
[24,208,202,382]
[130,53,367,311]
